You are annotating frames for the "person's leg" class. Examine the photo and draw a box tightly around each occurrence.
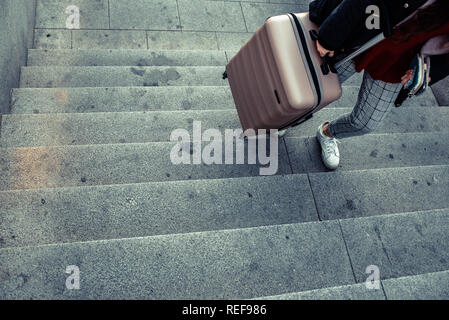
[317,65,402,169]
[335,59,357,84]
[316,59,357,170]
[319,59,357,139]
[327,71,402,139]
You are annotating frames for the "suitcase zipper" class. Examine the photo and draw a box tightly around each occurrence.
[289,13,322,108]
[278,14,322,130]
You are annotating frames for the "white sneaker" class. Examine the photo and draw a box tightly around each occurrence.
[316,122,340,170]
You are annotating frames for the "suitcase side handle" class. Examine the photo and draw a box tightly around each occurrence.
[309,30,337,75]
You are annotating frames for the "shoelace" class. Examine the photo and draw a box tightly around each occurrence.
[325,138,341,157]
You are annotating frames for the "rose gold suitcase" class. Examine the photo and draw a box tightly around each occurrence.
[224,12,343,133]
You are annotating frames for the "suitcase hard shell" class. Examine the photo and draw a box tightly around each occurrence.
[225,12,342,132]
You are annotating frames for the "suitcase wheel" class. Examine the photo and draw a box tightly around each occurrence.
[277,129,287,137]
[222,71,228,80]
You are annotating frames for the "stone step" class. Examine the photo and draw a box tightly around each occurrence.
[382,270,449,300]
[33,0,308,33]
[0,219,354,300]
[2,107,449,147]
[256,269,449,300]
[2,162,449,247]
[20,66,228,88]
[308,165,449,221]
[1,136,447,192]
[11,86,235,114]
[10,85,439,114]
[1,160,448,249]
[1,208,448,299]
[255,282,386,300]
[0,140,291,191]
[0,133,448,206]
[33,29,253,51]
[27,49,228,66]
[19,66,363,88]
[285,132,449,173]
[0,175,318,248]
[339,209,449,284]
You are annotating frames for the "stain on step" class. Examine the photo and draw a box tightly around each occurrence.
[181,100,193,110]
[131,67,146,77]
[148,53,177,66]
[346,199,356,211]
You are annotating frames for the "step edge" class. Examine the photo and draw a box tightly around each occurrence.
[0,219,339,252]
[3,108,352,119]
[253,269,449,300]
[1,164,449,193]
[21,65,227,69]
[0,172,309,194]
[2,133,449,151]
[28,48,229,51]
[11,85,364,92]
[1,207,448,254]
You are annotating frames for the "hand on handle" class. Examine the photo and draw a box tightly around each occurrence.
[316,40,335,58]
[401,69,414,87]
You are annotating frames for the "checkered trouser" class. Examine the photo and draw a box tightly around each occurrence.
[327,60,403,139]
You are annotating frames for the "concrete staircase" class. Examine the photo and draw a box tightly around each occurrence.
[1,1,449,300]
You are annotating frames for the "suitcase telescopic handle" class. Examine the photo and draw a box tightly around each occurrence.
[309,30,337,75]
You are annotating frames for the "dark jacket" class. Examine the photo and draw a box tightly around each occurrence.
[310,0,449,84]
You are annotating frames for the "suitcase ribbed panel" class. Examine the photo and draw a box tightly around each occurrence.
[245,38,266,129]
[229,39,261,131]
[260,27,298,128]
[255,25,297,129]
[230,47,252,131]
[230,25,293,131]
[253,29,279,129]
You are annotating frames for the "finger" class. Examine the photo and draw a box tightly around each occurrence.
[402,75,410,85]
[403,77,411,85]
[402,73,412,80]
[328,51,334,57]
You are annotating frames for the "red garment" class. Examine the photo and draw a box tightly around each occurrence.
[353,22,449,83]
